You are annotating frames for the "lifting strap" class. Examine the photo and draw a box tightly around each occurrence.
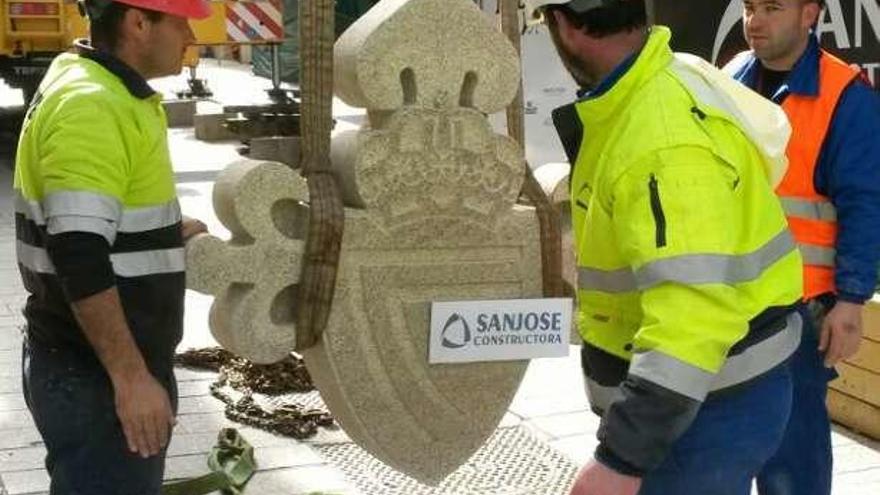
[294,0,345,350]
[161,428,256,495]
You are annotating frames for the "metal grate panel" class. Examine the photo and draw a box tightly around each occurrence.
[261,390,327,411]
[317,426,578,495]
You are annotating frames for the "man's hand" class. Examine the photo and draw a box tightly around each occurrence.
[569,459,642,495]
[70,288,175,458]
[818,301,864,367]
[112,369,175,458]
[181,216,208,242]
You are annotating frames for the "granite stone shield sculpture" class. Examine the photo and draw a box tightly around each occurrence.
[186,0,542,484]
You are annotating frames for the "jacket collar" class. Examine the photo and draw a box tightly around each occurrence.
[574,26,674,128]
[733,35,821,100]
[74,39,157,99]
[576,51,639,100]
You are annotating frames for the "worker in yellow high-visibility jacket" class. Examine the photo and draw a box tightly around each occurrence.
[13,1,209,493]
[524,0,804,494]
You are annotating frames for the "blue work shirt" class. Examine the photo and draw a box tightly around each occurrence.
[728,36,880,303]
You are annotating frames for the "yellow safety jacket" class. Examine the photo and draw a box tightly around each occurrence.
[553,26,803,474]
[13,43,184,369]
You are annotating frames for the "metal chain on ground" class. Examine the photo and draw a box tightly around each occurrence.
[174,348,336,440]
[212,390,335,440]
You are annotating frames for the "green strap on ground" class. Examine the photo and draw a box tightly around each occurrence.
[162,428,256,495]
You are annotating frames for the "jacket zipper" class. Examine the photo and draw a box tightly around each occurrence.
[649,174,667,248]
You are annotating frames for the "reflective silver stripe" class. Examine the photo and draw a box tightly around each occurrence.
[118,201,182,233]
[22,191,179,236]
[584,377,620,412]
[44,191,121,223]
[630,350,715,402]
[47,216,117,244]
[577,230,796,293]
[799,244,836,267]
[14,190,45,225]
[636,230,796,289]
[16,242,183,278]
[712,312,802,390]
[781,197,837,221]
[578,266,637,293]
[110,248,185,278]
[16,241,55,274]
[630,311,802,401]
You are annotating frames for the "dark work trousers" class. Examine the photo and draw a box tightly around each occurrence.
[637,362,794,494]
[756,301,836,495]
[21,336,178,495]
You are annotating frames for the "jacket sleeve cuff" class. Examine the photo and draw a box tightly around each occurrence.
[46,232,116,302]
[837,291,869,305]
[597,376,702,474]
[594,443,645,477]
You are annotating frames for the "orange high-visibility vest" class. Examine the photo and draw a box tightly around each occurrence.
[776,50,860,300]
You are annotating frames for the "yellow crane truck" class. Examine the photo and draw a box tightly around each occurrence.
[0,0,285,105]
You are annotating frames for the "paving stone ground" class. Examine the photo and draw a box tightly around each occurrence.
[1,61,879,495]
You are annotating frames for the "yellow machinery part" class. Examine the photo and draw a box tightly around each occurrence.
[190,1,228,46]
[2,1,284,74]
[1,0,86,56]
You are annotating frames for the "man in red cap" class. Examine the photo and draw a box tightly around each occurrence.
[13,1,209,493]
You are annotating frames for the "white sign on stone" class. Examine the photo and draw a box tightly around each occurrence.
[429,298,571,363]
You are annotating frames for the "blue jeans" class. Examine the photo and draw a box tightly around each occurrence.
[22,338,177,495]
[756,303,835,495]
[638,363,793,495]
